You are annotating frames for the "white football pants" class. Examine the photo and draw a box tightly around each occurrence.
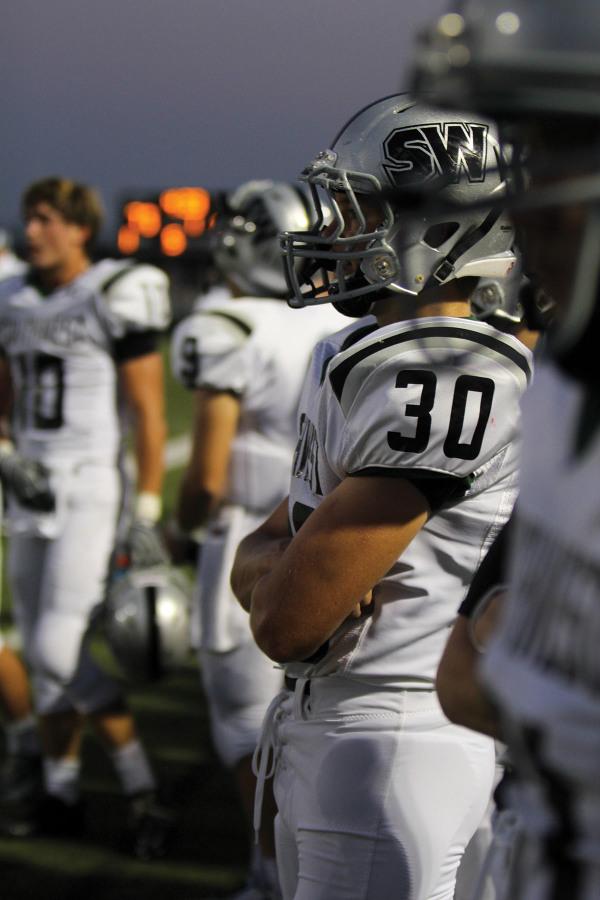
[267,677,495,900]
[197,504,284,767]
[8,464,122,715]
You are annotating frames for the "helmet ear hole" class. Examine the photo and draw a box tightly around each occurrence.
[103,566,193,683]
[423,222,460,249]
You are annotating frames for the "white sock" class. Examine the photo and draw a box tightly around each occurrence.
[5,715,41,757]
[111,739,155,797]
[43,757,81,805]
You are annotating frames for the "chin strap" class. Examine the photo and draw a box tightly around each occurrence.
[424,208,502,290]
[332,298,375,318]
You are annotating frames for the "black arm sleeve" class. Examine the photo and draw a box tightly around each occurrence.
[459,514,513,617]
[114,330,160,363]
[350,467,471,513]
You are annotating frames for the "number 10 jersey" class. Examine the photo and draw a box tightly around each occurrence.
[0,259,170,469]
[287,315,533,684]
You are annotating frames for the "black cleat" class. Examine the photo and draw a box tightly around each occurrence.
[37,794,85,839]
[124,789,177,861]
[0,753,44,837]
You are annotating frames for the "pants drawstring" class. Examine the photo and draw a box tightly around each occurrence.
[252,689,288,844]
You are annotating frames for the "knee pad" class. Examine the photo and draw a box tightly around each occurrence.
[30,609,122,716]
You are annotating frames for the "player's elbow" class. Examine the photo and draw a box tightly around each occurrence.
[251,618,293,663]
[250,613,317,664]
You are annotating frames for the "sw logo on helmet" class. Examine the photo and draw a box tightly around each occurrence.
[383,123,489,187]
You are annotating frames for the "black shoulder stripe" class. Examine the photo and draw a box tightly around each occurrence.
[318,325,378,385]
[329,324,532,402]
[206,310,253,337]
[100,263,135,293]
[290,501,315,534]
[339,321,379,353]
[319,353,336,385]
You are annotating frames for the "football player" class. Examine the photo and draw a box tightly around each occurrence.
[170,180,343,900]
[412,2,600,898]
[0,177,171,853]
[230,95,532,900]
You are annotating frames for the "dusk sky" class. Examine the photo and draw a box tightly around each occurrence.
[2,0,448,238]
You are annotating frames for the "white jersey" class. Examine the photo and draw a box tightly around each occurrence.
[0,250,26,281]
[483,358,600,862]
[171,297,344,514]
[0,259,170,471]
[286,315,533,684]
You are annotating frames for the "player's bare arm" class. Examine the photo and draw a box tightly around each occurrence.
[230,496,291,612]
[175,388,241,533]
[246,475,429,663]
[119,350,166,496]
[436,595,504,739]
[436,521,511,738]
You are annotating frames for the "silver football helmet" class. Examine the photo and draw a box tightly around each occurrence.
[413,1,600,123]
[214,180,314,298]
[282,94,516,314]
[104,566,193,683]
[412,0,600,375]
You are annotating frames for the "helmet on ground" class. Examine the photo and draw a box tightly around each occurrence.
[214,180,314,298]
[281,93,516,316]
[104,566,193,683]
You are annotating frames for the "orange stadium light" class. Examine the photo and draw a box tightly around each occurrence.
[160,187,211,222]
[160,223,187,256]
[117,225,140,255]
[183,217,207,237]
[123,201,162,238]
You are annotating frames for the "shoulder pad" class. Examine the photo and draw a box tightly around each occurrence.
[325,318,530,479]
[170,309,253,391]
[103,264,170,333]
[175,310,250,355]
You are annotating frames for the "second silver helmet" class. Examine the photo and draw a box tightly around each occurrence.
[214,180,314,298]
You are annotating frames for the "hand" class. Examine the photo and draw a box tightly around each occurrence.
[162,519,201,566]
[127,518,170,568]
[349,590,374,619]
[0,450,55,512]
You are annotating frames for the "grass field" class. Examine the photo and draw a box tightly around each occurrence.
[0,340,252,899]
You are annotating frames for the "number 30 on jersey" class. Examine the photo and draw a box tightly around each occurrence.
[388,369,495,461]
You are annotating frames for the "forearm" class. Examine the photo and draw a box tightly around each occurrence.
[230,497,291,612]
[119,351,166,498]
[132,410,166,496]
[245,477,429,663]
[232,534,285,613]
[436,612,503,739]
[175,388,240,533]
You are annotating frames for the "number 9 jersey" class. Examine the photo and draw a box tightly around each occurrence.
[287,314,533,683]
